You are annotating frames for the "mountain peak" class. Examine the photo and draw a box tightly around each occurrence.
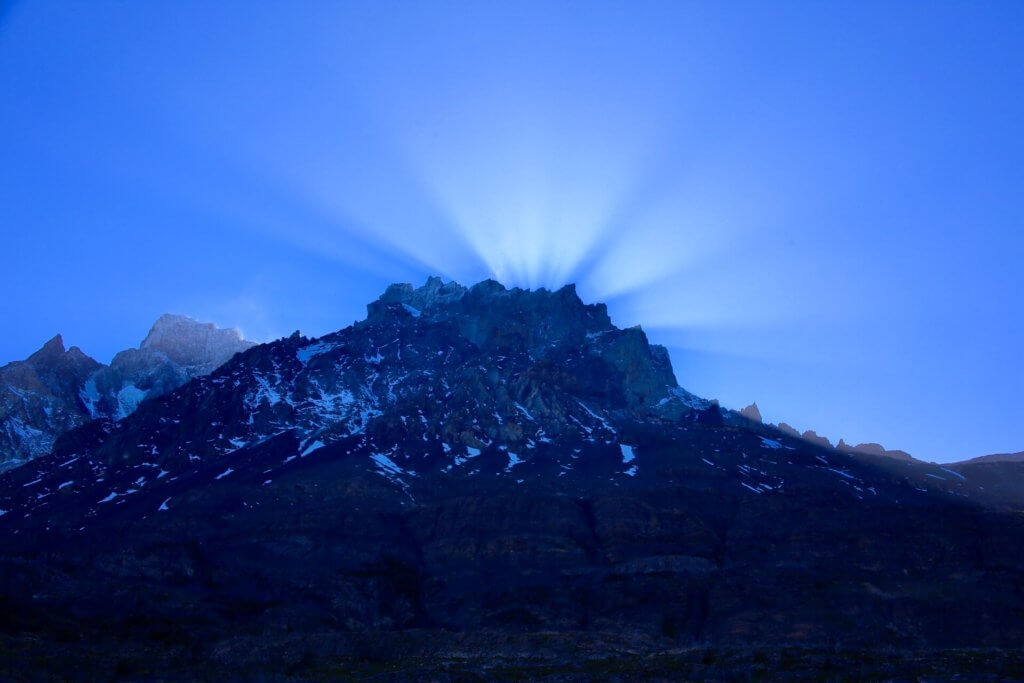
[369,277,468,318]
[26,334,66,365]
[368,278,592,319]
[470,278,507,295]
[740,402,762,422]
[142,313,220,345]
[139,313,254,374]
[366,278,623,370]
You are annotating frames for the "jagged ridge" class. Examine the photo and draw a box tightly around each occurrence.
[0,316,253,471]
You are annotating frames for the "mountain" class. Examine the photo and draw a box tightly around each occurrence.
[0,335,101,472]
[0,315,254,472]
[1,278,1023,678]
[79,314,257,422]
[957,450,1024,465]
[739,402,761,422]
[137,313,259,376]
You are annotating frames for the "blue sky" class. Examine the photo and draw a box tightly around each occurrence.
[1,2,1022,462]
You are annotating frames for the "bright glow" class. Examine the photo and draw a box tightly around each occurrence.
[396,88,661,289]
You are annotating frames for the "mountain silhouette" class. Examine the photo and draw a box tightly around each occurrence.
[1,278,1023,678]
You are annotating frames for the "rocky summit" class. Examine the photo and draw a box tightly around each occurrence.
[0,315,254,472]
[2,278,1024,679]
[0,336,100,473]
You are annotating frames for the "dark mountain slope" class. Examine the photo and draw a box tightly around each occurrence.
[1,278,1023,678]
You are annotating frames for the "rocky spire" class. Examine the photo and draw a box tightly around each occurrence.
[26,335,67,366]
[740,402,762,423]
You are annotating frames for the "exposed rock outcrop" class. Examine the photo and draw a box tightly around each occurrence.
[740,402,762,423]
[776,421,801,438]
[801,429,833,449]
[0,317,254,471]
[0,335,101,471]
[837,439,916,463]
[139,313,256,375]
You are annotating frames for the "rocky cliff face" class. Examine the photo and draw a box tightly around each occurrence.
[739,402,762,422]
[138,313,257,375]
[0,316,254,471]
[0,336,101,471]
[1,279,1023,678]
[79,314,255,423]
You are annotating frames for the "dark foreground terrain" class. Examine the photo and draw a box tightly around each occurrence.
[4,634,1024,680]
[2,279,1023,679]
